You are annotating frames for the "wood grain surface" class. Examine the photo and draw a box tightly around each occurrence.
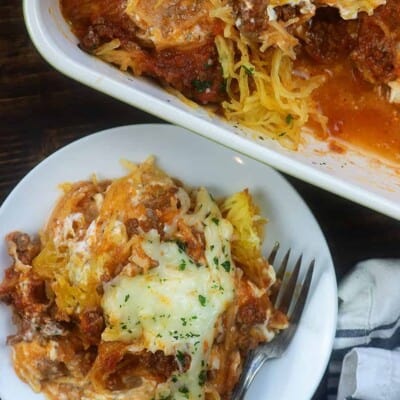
[1,2,400,399]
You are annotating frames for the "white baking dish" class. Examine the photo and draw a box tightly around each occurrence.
[24,0,400,220]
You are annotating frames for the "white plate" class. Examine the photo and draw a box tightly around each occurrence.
[0,124,336,400]
[23,0,400,220]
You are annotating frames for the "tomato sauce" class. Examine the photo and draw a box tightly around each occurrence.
[311,61,400,165]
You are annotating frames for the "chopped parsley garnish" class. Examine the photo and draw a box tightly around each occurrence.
[221,260,231,272]
[198,295,207,306]
[198,370,207,386]
[178,386,189,395]
[242,64,255,75]
[170,330,179,340]
[179,259,186,271]
[176,240,187,252]
[204,60,213,69]
[185,332,200,338]
[192,79,211,93]
[220,78,227,92]
[176,350,185,364]
[285,113,294,124]
[211,217,219,225]
[170,330,199,340]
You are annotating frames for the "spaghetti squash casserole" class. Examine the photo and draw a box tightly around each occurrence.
[60,0,400,160]
[0,157,288,400]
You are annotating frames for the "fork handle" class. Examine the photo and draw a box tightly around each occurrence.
[232,350,272,400]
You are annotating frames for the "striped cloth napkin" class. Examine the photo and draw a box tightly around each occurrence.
[327,259,400,400]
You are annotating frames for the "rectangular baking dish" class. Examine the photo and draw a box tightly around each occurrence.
[24,0,400,220]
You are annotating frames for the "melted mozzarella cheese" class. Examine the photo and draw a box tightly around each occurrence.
[102,188,236,400]
[319,0,386,19]
[268,0,385,19]
[125,0,214,49]
[389,80,400,104]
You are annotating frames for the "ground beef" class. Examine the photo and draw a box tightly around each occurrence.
[36,359,69,381]
[125,218,140,237]
[0,267,48,313]
[138,208,164,236]
[237,297,267,326]
[235,295,269,351]
[302,7,359,64]
[302,1,400,84]
[145,41,226,104]
[80,15,138,51]
[105,349,187,390]
[79,308,105,345]
[351,20,396,83]
[233,0,269,40]
[274,4,300,22]
[61,0,137,49]
[350,0,400,83]
[6,231,40,266]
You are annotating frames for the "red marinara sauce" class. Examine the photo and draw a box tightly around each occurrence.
[310,60,400,165]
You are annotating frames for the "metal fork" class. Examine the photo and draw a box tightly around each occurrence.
[232,243,315,400]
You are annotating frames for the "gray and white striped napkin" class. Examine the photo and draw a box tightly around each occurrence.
[327,259,400,400]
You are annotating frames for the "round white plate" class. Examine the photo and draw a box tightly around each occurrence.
[0,124,337,400]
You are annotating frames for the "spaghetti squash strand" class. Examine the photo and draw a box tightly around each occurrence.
[211,0,326,150]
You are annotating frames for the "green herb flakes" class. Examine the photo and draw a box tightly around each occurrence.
[198,370,207,386]
[198,295,207,306]
[285,113,294,124]
[179,259,186,271]
[192,79,211,93]
[221,260,231,272]
[242,64,255,75]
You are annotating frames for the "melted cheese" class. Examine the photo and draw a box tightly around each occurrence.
[267,0,385,19]
[389,79,400,104]
[102,188,236,400]
[319,0,386,19]
[125,0,215,49]
[268,0,316,15]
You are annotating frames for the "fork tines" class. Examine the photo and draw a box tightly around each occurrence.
[231,244,315,399]
[269,243,314,320]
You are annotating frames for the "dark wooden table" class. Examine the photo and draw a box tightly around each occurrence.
[1,2,400,399]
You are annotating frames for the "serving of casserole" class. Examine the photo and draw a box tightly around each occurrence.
[0,156,289,400]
